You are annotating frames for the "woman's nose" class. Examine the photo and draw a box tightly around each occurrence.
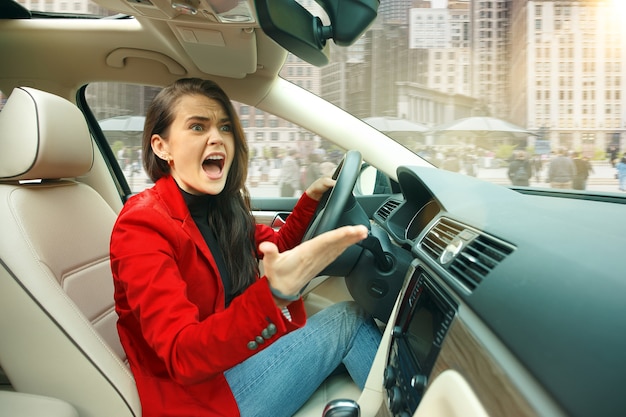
[207,127,224,144]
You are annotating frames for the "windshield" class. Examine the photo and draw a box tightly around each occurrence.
[12,0,626,196]
[17,0,110,16]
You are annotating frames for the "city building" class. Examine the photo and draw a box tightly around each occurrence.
[378,0,413,24]
[8,0,626,155]
[396,0,476,135]
[470,0,511,121]
[410,1,471,96]
[510,0,626,152]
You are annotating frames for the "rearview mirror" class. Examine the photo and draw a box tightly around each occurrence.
[255,0,378,66]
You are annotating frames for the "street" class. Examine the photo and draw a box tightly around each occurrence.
[124,161,624,196]
[476,160,622,193]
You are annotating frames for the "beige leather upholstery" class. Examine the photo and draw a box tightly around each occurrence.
[0,391,79,417]
[0,87,141,417]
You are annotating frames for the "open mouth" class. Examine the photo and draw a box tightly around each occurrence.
[202,154,225,178]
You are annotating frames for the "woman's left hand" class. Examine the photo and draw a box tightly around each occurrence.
[305,177,335,201]
[259,225,369,306]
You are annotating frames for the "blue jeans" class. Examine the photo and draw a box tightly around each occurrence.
[224,301,381,417]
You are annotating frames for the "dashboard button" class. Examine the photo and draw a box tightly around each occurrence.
[383,365,396,388]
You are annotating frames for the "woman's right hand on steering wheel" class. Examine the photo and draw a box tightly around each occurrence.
[304,176,335,201]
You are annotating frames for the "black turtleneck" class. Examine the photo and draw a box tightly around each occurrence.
[179,188,233,306]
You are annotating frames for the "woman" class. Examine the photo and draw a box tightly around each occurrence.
[110,78,381,417]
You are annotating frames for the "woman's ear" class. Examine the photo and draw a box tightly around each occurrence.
[151,134,170,161]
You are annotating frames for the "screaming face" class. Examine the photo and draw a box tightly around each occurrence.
[152,94,236,196]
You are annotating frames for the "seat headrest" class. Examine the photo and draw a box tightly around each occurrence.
[0,87,93,181]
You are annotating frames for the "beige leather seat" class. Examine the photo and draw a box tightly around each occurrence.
[0,87,141,417]
[0,86,359,417]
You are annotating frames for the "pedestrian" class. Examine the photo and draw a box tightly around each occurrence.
[442,152,460,172]
[607,145,619,167]
[260,157,270,182]
[304,153,322,188]
[463,152,478,177]
[548,148,575,189]
[109,78,380,417]
[532,154,543,182]
[507,150,532,186]
[572,152,594,190]
[616,153,626,192]
[279,148,300,197]
[117,146,127,170]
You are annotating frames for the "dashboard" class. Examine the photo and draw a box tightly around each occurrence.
[346,165,626,417]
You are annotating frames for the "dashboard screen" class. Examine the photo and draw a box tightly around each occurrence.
[405,290,439,367]
[397,268,456,372]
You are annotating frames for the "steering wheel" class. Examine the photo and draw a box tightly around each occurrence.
[302,150,364,242]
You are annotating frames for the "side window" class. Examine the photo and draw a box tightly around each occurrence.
[85,83,159,194]
[84,82,343,198]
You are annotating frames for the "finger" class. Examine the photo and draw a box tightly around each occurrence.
[320,177,336,188]
[321,225,369,245]
[258,241,279,259]
[292,225,368,279]
[300,225,368,257]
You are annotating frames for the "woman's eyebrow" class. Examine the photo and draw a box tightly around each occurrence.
[186,115,230,123]
[186,115,210,123]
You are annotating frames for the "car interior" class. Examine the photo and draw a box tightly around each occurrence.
[1,0,625,417]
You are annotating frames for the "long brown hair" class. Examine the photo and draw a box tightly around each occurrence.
[143,78,259,295]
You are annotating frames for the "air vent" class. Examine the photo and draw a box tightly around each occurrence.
[449,234,514,290]
[375,199,401,221]
[420,218,464,260]
[421,218,514,291]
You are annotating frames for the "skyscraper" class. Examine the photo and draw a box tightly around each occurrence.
[510,0,626,151]
[470,0,511,120]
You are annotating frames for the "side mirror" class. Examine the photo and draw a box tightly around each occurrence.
[355,164,394,196]
[255,0,378,66]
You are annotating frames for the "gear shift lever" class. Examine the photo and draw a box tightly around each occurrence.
[322,399,360,417]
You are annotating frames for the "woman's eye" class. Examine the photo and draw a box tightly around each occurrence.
[191,124,203,132]
[220,124,232,132]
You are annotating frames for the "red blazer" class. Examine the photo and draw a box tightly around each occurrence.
[110,175,318,416]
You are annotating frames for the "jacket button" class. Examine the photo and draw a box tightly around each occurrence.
[255,336,265,345]
[262,324,277,339]
[247,341,259,350]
